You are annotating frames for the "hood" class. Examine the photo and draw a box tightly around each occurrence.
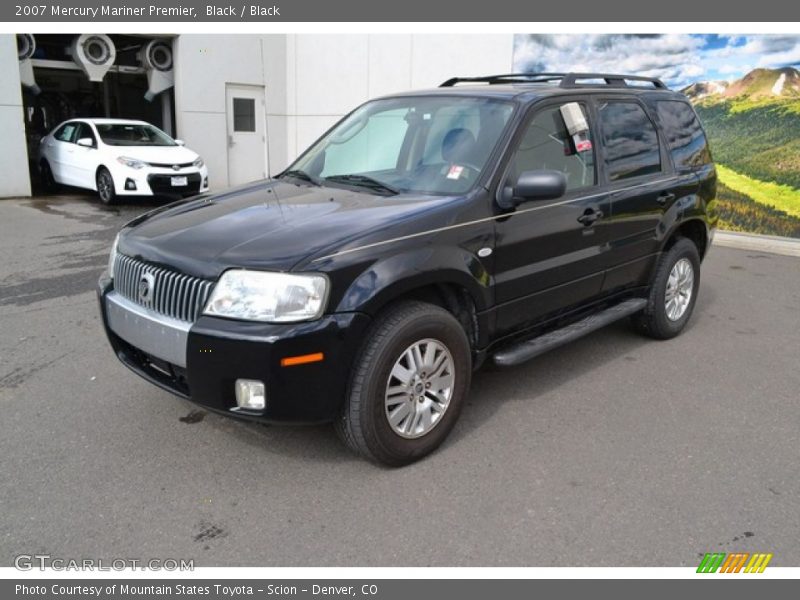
[105,144,199,163]
[118,179,453,278]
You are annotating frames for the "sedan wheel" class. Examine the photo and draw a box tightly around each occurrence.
[96,168,117,205]
[40,161,57,192]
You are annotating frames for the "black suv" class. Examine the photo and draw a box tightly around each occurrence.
[98,72,717,465]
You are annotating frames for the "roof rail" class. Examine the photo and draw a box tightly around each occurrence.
[439,73,568,87]
[439,72,668,90]
[560,73,668,89]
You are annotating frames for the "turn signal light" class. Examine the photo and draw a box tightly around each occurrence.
[280,352,324,367]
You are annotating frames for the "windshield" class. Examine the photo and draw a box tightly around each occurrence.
[285,96,515,195]
[95,123,176,147]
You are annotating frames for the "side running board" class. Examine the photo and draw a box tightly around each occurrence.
[492,298,647,368]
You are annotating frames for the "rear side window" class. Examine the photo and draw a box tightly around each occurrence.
[55,122,78,143]
[654,100,712,168]
[598,101,661,181]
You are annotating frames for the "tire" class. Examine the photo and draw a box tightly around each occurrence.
[96,167,117,205]
[335,301,472,466]
[40,161,57,193]
[632,237,701,339]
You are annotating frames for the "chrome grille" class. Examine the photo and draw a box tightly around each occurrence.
[147,161,194,169]
[113,254,214,323]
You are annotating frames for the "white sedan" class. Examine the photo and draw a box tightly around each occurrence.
[38,118,209,204]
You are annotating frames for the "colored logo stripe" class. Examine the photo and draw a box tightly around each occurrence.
[697,553,726,573]
[745,553,773,573]
[720,553,749,573]
[697,552,773,573]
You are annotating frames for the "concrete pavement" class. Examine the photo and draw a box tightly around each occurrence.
[1,194,799,567]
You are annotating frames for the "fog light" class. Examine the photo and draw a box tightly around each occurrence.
[124,178,137,191]
[203,176,208,188]
[235,379,265,411]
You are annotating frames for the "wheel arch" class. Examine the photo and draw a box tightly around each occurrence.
[330,247,492,349]
[94,164,116,197]
[663,218,709,260]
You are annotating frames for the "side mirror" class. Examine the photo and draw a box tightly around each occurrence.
[498,170,567,209]
[76,137,94,148]
[174,139,186,146]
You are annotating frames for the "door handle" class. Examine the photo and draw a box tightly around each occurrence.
[656,192,676,205]
[577,208,603,226]
[228,135,235,148]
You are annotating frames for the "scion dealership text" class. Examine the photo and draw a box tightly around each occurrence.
[16,585,378,596]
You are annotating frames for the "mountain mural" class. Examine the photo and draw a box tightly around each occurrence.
[685,67,800,102]
[684,67,800,237]
[512,34,800,239]
[682,80,729,101]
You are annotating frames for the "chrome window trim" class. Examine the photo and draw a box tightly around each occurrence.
[312,176,676,262]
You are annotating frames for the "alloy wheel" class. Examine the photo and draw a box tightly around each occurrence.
[384,338,455,439]
[665,257,694,321]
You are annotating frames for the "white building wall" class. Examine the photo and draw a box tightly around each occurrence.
[173,34,292,189]
[174,33,513,185]
[283,34,514,173]
[0,34,513,197]
[174,35,263,188]
[0,34,33,198]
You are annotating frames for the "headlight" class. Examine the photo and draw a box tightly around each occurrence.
[107,233,119,279]
[203,270,328,323]
[116,156,146,169]
[192,157,204,168]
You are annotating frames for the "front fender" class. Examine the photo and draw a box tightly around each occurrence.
[332,245,493,316]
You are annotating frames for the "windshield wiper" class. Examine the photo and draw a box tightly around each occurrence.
[324,174,399,196]
[281,169,321,186]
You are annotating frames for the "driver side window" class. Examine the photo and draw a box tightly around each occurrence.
[508,104,596,192]
[76,123,96,146]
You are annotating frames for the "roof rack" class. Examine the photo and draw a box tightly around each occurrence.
[439,72,668,90]
[439,73,568,87]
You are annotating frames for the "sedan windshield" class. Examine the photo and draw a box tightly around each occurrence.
[96,123,176,147]
[285,96,514,195]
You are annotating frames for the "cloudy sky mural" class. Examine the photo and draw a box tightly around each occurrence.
[512,34,800,89]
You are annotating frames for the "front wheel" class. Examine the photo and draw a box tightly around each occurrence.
[632,237,701,339]
[335,301,472,466]
[96,167,117,205]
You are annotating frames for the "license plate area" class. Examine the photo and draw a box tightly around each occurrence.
[106,292,190,368]
[171,176,188,187]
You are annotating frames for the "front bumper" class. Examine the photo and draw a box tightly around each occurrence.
[98,276,371,424]
[111,165,210,197]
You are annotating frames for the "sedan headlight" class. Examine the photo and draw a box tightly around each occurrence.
[107,233,119,279]
[192,157,204,168]
[116,156,146,169]
[204,270,328,323]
